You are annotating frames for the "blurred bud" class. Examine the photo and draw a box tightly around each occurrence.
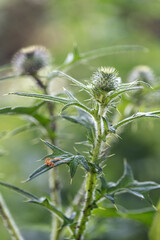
[92,67,121,92]
[12,45,50,75]
[128,65,154,84]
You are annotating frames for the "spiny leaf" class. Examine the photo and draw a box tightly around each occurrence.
[107,86,143,102]
[41,140,69,155]
[25,164,53,182]
[48,71,90,93]
[103,161,160,206]
[69,160,78,178]
[9,92,70,104]
[26,140,89,181]
[77,155,90,172]
[10,91,91,114]
[114,111,160,129]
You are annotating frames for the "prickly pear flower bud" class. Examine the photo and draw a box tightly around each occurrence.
[92,67,121,92]
[12,46,50,75]
[128,65,154,84]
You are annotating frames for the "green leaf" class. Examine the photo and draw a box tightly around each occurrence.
[48,71,90,93]
[42,139,69,156]
[107,86,143,102]
[0,102,44,115]
[0,181,38,200]
[58,45,147,71]
[62,108,95,141]
[69,160,78,178]
[29,197,72,226]
[0,102,50,127]
[0,181,72,226]
[10,91,91,114]
[9,92,70,104]
[114,111,160,130]
[26,140,89,181]
[93,205,155,226]
[104,161,160,206]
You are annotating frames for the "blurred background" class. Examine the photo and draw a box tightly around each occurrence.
[0,0,160,239]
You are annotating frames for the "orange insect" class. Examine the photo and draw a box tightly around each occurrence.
[45,158,61,167]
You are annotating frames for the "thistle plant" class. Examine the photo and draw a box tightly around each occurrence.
[0,45,160,240]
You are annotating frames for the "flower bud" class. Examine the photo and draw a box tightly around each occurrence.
[128,65,154,84]
[12,45,50,75]
[92,67,121,92]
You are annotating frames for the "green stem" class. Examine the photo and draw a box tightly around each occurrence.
[32,74,61,240]
[0,194,24,240]
[75,104,104,240]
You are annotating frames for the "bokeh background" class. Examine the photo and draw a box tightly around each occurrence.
[0,0,160,239]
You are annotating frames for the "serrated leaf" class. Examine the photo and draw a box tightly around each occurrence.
[107,160,134,193]
[114,111,160,130]
[105,161,160,206]
[26,140,89,181]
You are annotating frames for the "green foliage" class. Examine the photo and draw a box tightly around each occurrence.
[25,140,90,181]
[99,161,160,207]
[0,44,160,240]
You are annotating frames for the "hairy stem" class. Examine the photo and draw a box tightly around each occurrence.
[75,104,104,240]
[32,74,61,240]
[0,194,24,240]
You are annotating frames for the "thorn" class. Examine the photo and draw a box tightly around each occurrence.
[152,204,157,211]
[114,204,119,211]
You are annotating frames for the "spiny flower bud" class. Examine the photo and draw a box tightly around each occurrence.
[92,67,121,92]
[12,45,50,75]
[128,65,154,84]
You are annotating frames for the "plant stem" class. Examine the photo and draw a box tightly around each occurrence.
[0,194,24,240]
[75,104,104,240]
[32,74,62,240]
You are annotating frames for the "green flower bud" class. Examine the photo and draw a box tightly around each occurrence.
[128,65,154,84]
[92,67,121,92]
[12,45,50,75]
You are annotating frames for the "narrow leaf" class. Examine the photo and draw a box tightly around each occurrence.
[0,181,38,200]
[29,197,71,225]
[114,111,160,130]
